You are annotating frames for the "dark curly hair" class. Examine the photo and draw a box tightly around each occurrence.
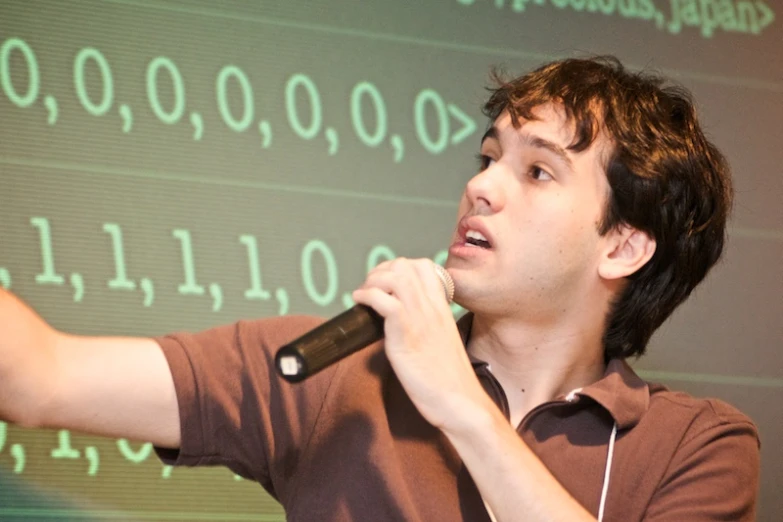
[482,56,733,359]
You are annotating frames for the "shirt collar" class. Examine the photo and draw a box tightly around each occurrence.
[456,312,650,430]
[577,358,650,429]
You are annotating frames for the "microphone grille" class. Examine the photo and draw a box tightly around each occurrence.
[434,264,455,303]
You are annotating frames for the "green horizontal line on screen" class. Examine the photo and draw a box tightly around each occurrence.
[0,156,456,208]
[0,509,282,521]
[3,157,783,244]
[637,370,783,388]
[99,0,783,93]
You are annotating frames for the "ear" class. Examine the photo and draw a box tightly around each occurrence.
[598,226,656,281]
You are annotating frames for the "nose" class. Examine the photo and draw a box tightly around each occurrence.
[464,162,506,213]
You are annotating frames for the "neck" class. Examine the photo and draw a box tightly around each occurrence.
[466,313,607,426]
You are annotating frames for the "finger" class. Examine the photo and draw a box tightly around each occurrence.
[359,269,399,295]
[391,258,438,307]
[410,259,453,306]
[369,268,427,310]
[384,258,451,305]
[351,287,403,320]
[369,257,407,275]
[357,257,404,290]
[361,259,422,305]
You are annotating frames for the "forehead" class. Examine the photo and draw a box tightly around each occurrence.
[490,104,575,144]
[486,103,613,164]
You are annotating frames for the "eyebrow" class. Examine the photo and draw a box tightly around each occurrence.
[481,126,574,172]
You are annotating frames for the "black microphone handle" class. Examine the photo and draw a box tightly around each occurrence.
[275,304,385,383]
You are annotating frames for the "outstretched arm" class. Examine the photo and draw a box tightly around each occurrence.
[0,288,181,449]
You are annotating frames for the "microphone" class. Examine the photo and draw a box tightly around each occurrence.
[275,264,455,383]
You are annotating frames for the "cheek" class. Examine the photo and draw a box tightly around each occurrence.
[527,194,583,238]
[528,203,601,264]
[560,189,605,236]
[506,188,603,250]
[453,193,470,226]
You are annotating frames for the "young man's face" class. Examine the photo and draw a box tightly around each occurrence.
[446,103,617,322]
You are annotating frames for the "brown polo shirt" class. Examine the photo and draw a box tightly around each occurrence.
[153,313,760,521]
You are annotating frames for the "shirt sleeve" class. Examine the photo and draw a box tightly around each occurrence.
[642,399,761,521]
[150,314,338,499]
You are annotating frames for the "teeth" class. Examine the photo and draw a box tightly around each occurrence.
[466,230,487,242]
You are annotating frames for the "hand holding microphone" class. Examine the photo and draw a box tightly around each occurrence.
[276,261,455,382]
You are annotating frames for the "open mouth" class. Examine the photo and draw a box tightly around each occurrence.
[465,230,491,249]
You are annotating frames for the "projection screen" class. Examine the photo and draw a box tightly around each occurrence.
[1,0,781,520]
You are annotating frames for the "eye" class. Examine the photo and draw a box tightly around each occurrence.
[475,153,496,171]
[530,165,553,181]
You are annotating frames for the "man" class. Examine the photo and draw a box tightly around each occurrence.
[0,56,760,521]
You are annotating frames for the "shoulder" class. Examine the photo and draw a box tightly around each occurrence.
[156,314,328,354]
[627,384,761,520]
[237,314,329,347]
[645,383,760,449]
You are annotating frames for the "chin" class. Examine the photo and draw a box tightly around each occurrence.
[449,280,480,310]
